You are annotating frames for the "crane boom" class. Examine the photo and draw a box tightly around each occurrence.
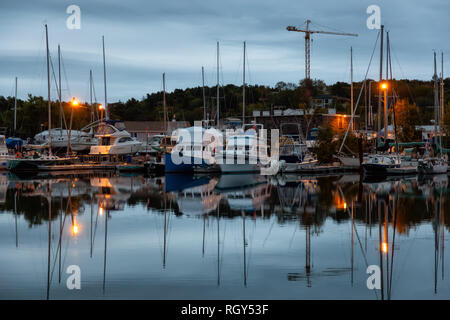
[287,20,358,79]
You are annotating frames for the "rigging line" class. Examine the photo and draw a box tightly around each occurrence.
[262,216,276,247]
[61,52,71,98]
[338,30,380,153]
[390,43,416,105]
[338,185,378,299]
[49,207,69,284]
[49,54,61,106]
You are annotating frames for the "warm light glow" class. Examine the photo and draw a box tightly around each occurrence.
[99,207,104,216]
[381,242,388,253]
[72,223,79,236]
[343,202,347,210]
[98,104,104,110]
[380,82,388,90]
[71,97,79,107]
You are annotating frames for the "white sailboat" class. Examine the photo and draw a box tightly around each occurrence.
[418,52,448,175]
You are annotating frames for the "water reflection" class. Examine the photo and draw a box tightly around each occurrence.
[0,171,449,299]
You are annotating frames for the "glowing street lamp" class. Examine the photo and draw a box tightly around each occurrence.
[98,104,104,121]
[380,82,389,140]
[71,97,79,107]
[67,97,80,155]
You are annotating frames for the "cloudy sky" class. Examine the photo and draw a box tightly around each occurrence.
[0,0,449,102]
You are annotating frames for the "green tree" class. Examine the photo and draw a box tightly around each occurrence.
[394,98,420,142]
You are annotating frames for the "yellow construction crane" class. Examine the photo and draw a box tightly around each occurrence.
[287,20,358,80]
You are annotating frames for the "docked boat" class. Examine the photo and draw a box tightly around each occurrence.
[32,126,98,152]
[165,126,221,173]
[89,122,142,155]
[218,125,270,173]
[139,134,165,154]
[0,135,15,170]
[278,123,317,172]
[418,157,448,175]
[362,154,402,175]
[7,154,73,173]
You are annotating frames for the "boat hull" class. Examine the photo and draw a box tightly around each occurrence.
[164,152,210,173]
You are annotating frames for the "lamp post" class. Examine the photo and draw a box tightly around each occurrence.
[98,104,104,122]
[380,82,388,141]
[68,97,79,155]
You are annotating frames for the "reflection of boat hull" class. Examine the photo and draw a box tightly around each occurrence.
[7,158,72,172]
[214,174,265,192]
[219,162,259,173]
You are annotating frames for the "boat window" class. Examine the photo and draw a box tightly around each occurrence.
[118,137,132,143]
[101,137,111,146]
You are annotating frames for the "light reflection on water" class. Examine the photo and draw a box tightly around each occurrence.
[0,171,449,299]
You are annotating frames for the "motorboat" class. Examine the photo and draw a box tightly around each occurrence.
[418,157,448,175]
[89,122,142,155]
[33,127,97,152]
[362,154,402,175]
[139,134,165,154]
[218,124,273,173]
[165,126,222,173]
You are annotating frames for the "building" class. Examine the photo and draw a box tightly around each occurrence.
[312,95,334,109]
[124,121,190,142]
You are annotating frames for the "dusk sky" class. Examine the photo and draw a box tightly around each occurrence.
[0,0,449,102]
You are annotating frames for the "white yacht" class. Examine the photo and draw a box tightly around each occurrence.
[218,125,271,173]
[89,123,142,155]
[139,134,165,154]
[33,127,97,152]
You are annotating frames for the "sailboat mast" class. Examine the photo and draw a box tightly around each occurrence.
[13,77,17,136]
[384,33,390,140]
[102,36,108,121]
[377,25,384,142]
[350,46,353,131]
[216,41,220,128]
[434,51,439,153]
[243,41,246,125]
[58,45,62,130]
[202,66,206,122]
[440,53,444,151]
[163,72,167,133]
[45,24,52,156]
[90,70,93,122]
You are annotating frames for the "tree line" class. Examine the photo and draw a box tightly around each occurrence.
[0,78,449,139]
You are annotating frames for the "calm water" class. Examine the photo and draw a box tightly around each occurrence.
[0,170,449,300]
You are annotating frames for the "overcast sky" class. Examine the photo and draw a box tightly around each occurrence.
[0,0,449,102]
